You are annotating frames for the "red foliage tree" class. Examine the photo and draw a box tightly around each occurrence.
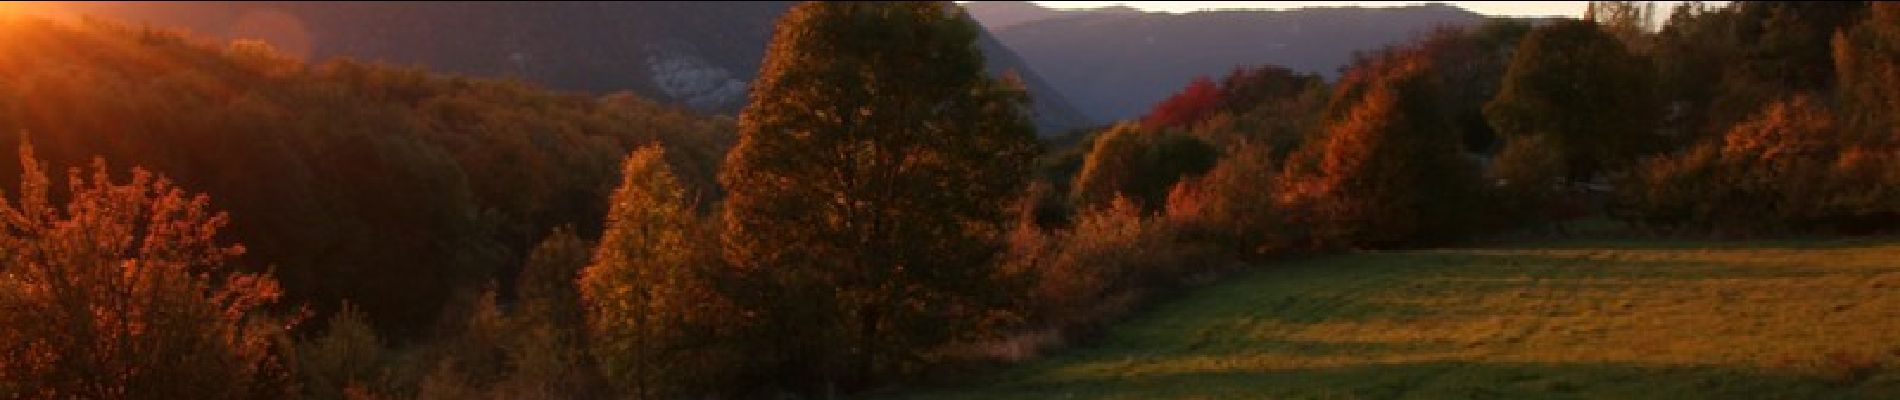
[1143,76,1223,130]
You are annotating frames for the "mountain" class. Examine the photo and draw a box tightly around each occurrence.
[25,1,1093,134]
[960,1,1141,30]
[971,2,1491,122]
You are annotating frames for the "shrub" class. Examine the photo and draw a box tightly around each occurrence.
[0,141,295,399]
[1620,96,1900,234]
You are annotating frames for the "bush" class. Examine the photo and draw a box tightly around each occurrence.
[1619,96,1900,234]
[1018,197,1224,335]
[297,303,391,400]
[0,141,295,399]
[1165,141,1293,257]
[1489,133,1574,230]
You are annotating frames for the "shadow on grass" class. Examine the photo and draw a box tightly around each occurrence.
[1465,236,1900,251]
[893,360,1897,399]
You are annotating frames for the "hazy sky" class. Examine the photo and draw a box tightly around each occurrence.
[1006,1,1727,18]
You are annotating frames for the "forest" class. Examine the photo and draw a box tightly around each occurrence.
[0,1,1896,399]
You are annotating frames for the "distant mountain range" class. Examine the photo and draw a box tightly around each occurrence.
[24,1,1095,134]
[24,1,1526,133]
[961,1,1492,122]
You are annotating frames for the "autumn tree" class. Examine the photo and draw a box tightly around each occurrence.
[1282,49,1485,248]
[1143,76,1223,130]
[1486,19,1662,180]
[516,226,590,337]
[579,146,729,399]
[1070,123,1218,211]
[1164,141,1287,256]
[1833,1,1900,145]
[1654,1,1738,140]
[718,1,1040,392]
[1704,1,1869,136]
[1191,66,1329,154]
[0,140,294,399]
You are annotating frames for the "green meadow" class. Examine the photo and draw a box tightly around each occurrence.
[897,238,1900,399]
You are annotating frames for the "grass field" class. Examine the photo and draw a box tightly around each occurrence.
[892,237,1900,399]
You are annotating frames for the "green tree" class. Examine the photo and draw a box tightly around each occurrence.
[1070,123,1218,212]
[718,1,1040,392]
[1486,19,1662,180]
[578,146,727,399]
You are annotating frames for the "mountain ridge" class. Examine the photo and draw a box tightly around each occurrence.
[28,1,1096,134]
[971,2,1492,122]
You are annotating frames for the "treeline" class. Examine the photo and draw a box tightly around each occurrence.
[1010,1,1898,382]
[2,1,1898,399]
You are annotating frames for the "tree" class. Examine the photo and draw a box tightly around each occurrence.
[1165,141,1287,256]
[1833,2,1900,144]
[1587,1,1660,54]
[1486,19,1662,180]
[1654,1,1738,140]
[1143,76,1223,130]
[1070,123,1218,212]
[1282,49,1485,248]
[0,140,294,399]
[578,146,728,399]
[516,226,590,336]
[718,1,1040,392]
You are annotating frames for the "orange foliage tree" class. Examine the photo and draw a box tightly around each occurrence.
[0,140,294,399]
[1279,49,1484,248]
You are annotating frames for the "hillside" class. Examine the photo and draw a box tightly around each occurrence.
[961,1,1142,30]
[22,1,1094,134]
[896,237,1900,399]
[978,3,1491,122]
[0,16,734,335]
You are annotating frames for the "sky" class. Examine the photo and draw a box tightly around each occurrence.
[1007,1,1726,18]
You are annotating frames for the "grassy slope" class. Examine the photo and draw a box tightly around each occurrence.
[895,237,1900,399]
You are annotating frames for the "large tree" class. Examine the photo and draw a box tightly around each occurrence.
[717,1,1040,392]
[579,146,727,399]
[1281,49,1485,248]
[1486,19,1662,180]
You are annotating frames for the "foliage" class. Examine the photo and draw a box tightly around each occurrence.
[1142,77,1223,130]
[1620,96,1899,234]
[514,226,590,341]
[296,303,389,400]
[1280,48,1486,249]
[1486,19,1662,179]
[1007,197,1223,337]
[1069,123,1219,212]
[1488,133,1573,228]
[1189,66,1330,156]
[1832,2,1900,145]
[0,141,294,399]
[579,146,731,398]
[717,2,1041,392]
[0,17,736,335]
[1165,141,1290,257]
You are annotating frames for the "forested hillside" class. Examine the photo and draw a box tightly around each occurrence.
[976,3,1491,121]
[0,16,734,335]
[0,1,1896,399]
[19,1,1095,133]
